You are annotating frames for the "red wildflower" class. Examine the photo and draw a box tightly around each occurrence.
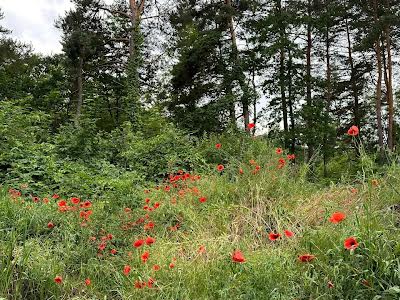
[276,148,283,155]
[52,194,60,199]
[329,212,346,224]
[71,197,80,204]
[123,265,131,276]
[42,198,49,204]
[169,263,175,269]
[284,230,294,238]
[144,222,154,230]
[249,159,256,165]
[134,280,142,289]
[83,201,92,208]
[141,251,150,263]
[107,234,113,240]
[98,243,106,251]
[347,125,359,136]
[110,248,118,255]
[47,222,54,229]
[199,197,207,203]
[145,198,151,204]
[145,236,155,245]
[239,168,244,174]
[278,158,286,168]
[232,250,246,263]
[328,281,334,288]
[32,196,40,203]
[133,239,145,248]
[147,277,155,288]
[217,164,225,172]
[287,154,296,160]
[153,202,160,209]
[247,123,255,129]
[344,237,359,250]
[198,245,206,254]
[255,165,261,171]
[298,254,315,262]
[58,200,66,207]
[215,143,222,149]
[85,278,91,286]
[268,232,281,241]
[153,264,160,271]
[54,275,63,284]
[164,186,171,192]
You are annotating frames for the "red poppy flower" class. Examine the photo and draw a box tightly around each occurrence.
[164,186,171,192]
[153,264,160,271]
[47,222,54,229]
[215,143,222,149]
[145,236,155,245]
[42,198,49,204]
[287,154,296,160]
[85,278,91,286]
[255,165,261,171]
[347,125,359,136]
[98,243,107,251]
[52,194,60,199]
[278,158,286,167]
[249,159,256,165]
[198,245,206,254]
[123,265,131,276]
[144,222,155,230]
[268,232,281,241]
[133,239,145,248]
[153,202,160,209]
[54,275,63,284]
[328,281,334,289]
[239,168,244,174]
[147,277,155,288]
[247,123,255,129]
[145,198,151,204]
[344,237,359,250]
[58,200,66,207]
[276,148,283,155]
[217,164,225,172]
[141,251,150,263]
[110,249,117,255]
[298,254,315,262]
[134,280,142,289]
[199,197,207,203]
[284,230,294,238]
[83,201,92,208]
[232,250,246,263]
[169,262,175,269]
[71,197,80,204]
[329,212,346,224]
[32,196,40,203]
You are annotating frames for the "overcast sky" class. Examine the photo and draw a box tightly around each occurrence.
[0,0,112,55]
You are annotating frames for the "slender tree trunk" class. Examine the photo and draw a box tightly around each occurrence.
[277,0,288,147]
[345,18,359,127]
[225,0,250,131]
[252,64,257,136]
[306,0,313,161]
[384,25,394,150]
[76,56,84,122]
[288,48,295,154]
[323,27,332,177]
[373,0,384,149]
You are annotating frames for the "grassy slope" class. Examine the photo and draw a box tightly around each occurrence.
[0,148,399,300]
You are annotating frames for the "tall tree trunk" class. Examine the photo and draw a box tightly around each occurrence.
[126,0,145,124]
[288,48,296,154]
[75,55,84,123]
[345,18,359,127]
[323,27,332,177]
[278,0,288,147]
[306,0,313,161]
[225,0,250,131]
[373,0,384,149]
[384,24,394,150]
[252,64,257,136]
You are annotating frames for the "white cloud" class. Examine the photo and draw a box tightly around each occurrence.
[0,0,115,55]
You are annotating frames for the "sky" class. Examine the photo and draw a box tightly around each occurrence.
[0,0,112,55]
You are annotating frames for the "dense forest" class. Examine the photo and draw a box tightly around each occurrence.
[0,1,400,299]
